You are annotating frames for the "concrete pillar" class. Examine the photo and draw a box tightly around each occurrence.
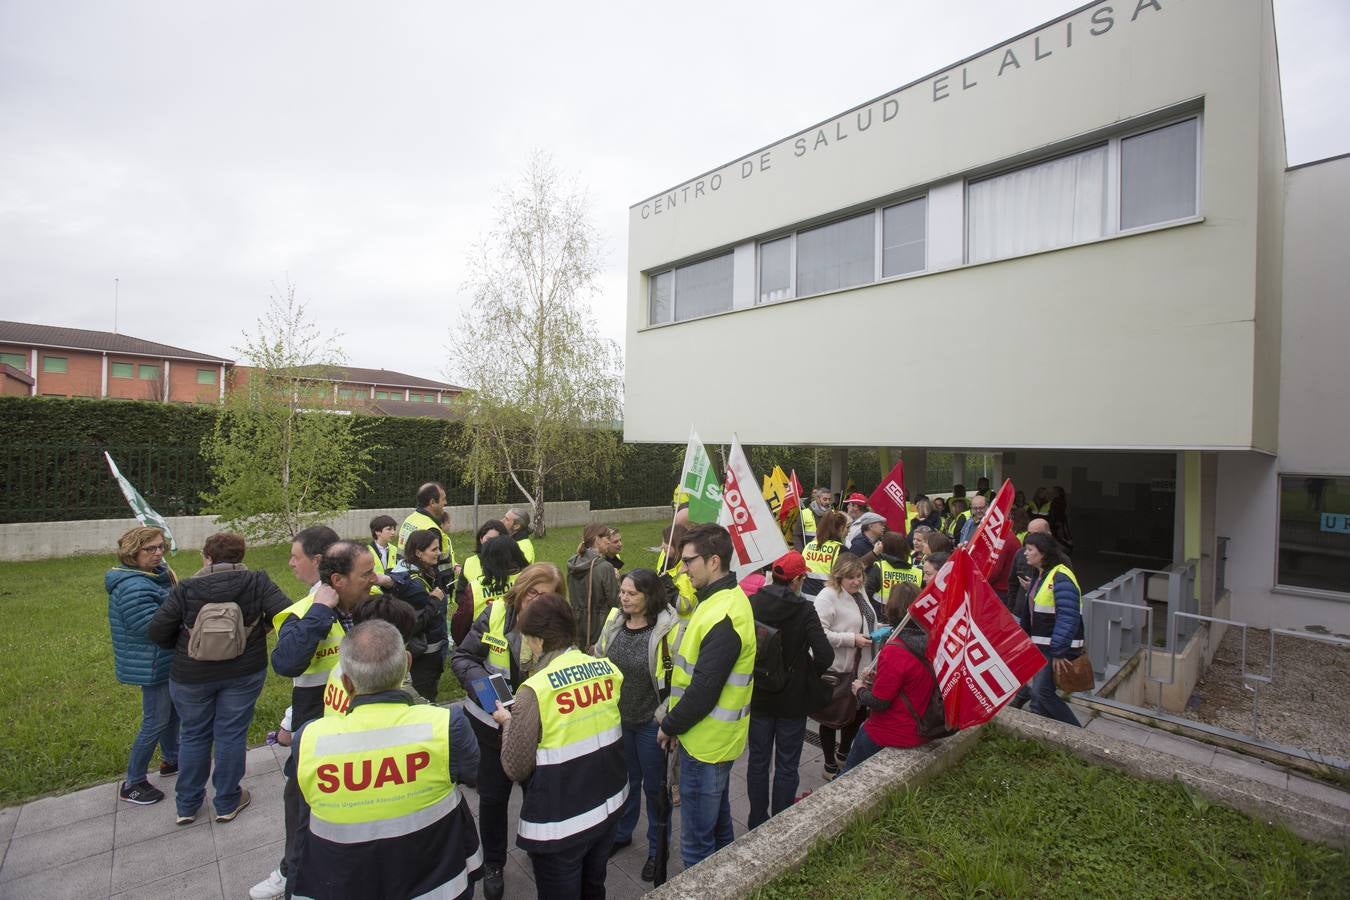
[1199,452,1218,614]
[830,448,848,502]
[951,453,966,490]
[878,447,893,480]
[902,447,928,497]
[1173,451,1186,565]
[992,452,1004,486]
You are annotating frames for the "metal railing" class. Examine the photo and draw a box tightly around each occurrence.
[1083,560,1197,683]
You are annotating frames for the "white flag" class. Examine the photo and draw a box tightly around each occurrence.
[105,452,177,552]
[717,436,789,576]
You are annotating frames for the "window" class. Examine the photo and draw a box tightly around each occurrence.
[968,145,1108,264]
[42,356,67,374]
[1120,118,1199,230]
[796,212,874,297]
[196,368,217,385]
[137,364,159,380]
[967,114,1200,264]
[109,362,133,378]
[758,237,792,304]
[882,197,927,277]
[337,388,354,400]
[0,352,27,371]
[375,390,389,400]
[1278,476,1350,596]
[649,252,734,325]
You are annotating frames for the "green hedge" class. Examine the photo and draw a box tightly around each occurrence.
[2,396,897,523]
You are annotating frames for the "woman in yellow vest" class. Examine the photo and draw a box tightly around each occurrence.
[494,593,628,898]
[453,534,526,644]
[866,532,923,608]
[450,562,565,900]
[801,511,847,598]
[385,529,449,702]
[1018,533,1084,727]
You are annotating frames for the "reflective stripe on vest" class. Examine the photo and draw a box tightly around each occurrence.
[667,585,756,763]
[1029,564,1085,649]
[802,540,841,579]
[273,589,344,688]
[516,649,627,850]
[369,543,396,594]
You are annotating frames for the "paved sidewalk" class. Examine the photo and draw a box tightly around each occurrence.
[0,709,833,900]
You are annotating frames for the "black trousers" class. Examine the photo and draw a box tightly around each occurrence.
[470,716,525,870]
[819,707,867,765]
[527,820,617,900]
[410,651,444,702]
[281,773,302,897]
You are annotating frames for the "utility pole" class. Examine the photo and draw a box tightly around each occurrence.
[114,278,119,333]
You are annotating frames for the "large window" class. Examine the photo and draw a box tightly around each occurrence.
[648,252,733,325]
[42,356,67,374]
[796,212,875,297]
[758,237,792,304]
[196,368,217,385]
[883,197,927,277]
[1278,476,1350,596]
[137,364,159,381]
[110,362,134,379]
[0,352,28,371]
[967,114,1200,264]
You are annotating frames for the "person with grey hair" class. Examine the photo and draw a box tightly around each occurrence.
[502,508,536,564]
[291,620,484,899]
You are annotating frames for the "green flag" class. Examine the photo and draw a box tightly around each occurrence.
[678,429,722,524]
[105,452,177,552]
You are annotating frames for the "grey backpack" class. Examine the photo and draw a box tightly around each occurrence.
[187,602,255,661]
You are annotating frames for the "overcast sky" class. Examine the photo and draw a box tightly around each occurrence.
[1,0,1345,386]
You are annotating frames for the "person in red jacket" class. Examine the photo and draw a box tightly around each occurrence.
[839,589,936,773]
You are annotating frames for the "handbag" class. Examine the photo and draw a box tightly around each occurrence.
[810,658,860,729]
[1053,653,1095,693]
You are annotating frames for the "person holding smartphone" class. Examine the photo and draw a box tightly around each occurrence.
[385,529,449,701]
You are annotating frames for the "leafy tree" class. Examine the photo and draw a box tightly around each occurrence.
[203,284,376,542]
[454,152,623,536]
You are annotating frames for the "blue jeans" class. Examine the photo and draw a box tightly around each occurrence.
[127,680,179,784]
[745,714,807,828]
[1028,651,1081,727]
[169,668,267,816]
[615,720,668,855]
[840,727,883,775]
[678,746,734,869]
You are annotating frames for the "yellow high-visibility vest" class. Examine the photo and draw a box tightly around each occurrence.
[668,584,756,763]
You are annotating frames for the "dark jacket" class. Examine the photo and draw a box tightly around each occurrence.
[272,601,355,737]
[386,562,448,653]
[1020,568,1084,658]
[748,582,835,718]
[846,533,880,566]
[106,564,176,686]
[566,548,619,649]
[450,604,524,749]
[148,563,291,683]
[659,573,743,739]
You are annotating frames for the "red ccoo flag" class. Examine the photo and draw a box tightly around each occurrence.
[868,459,908,534]
[967,479,1015,577]
[926,548,1044,729]
[780,469,803,523]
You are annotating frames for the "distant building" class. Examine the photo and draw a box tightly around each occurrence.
[0,321,464,413]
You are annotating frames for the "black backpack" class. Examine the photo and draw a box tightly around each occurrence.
[752,619,790,693]
[892,637,956,740]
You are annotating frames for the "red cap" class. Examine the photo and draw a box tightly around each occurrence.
[844,492,869,508]
[771,550,809,581]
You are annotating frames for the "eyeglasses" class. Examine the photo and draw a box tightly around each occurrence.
[679,554,704,567]
[141,544,166,554]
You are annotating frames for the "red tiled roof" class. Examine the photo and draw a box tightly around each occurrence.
[0,321,232,364]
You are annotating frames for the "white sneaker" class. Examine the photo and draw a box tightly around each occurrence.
[249,868,286,900]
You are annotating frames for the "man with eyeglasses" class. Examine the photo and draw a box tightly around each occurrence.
[656,523,757,868]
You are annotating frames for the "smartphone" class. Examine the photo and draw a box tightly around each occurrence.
[487,673,515,708]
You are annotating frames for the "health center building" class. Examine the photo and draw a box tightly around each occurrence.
[623,0,1350,633]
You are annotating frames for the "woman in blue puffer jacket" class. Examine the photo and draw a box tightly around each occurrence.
[106,526,180,805]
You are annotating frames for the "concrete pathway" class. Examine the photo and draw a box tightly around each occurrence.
[3,702,1345,900]
[0,706,834,900]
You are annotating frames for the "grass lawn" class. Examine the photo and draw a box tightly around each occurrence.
[756,729,1350,899]
[0,518,669,808]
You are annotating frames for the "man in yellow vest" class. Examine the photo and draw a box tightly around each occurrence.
[251,526,338,900]
[398,482,458,587]
[657,523,757,868]
[293,620,483,899]
[501,508,537,564]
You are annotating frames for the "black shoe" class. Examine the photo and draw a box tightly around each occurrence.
[119,780,164,805]
[608,837,632,858]
[641,856,657,882]
[159,760,178,777]
[482,866,504,900]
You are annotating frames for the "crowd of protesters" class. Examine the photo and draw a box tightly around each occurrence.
[103,478,1082,899]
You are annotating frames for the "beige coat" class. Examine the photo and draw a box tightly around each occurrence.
[813,585,874,675]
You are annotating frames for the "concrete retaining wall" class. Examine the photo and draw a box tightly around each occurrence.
[0,502,668,561]
[1097,591,1233,712]
[648,728,983,899]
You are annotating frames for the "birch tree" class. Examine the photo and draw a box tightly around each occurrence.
[454,152,623,536]
[203,283,375,541]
